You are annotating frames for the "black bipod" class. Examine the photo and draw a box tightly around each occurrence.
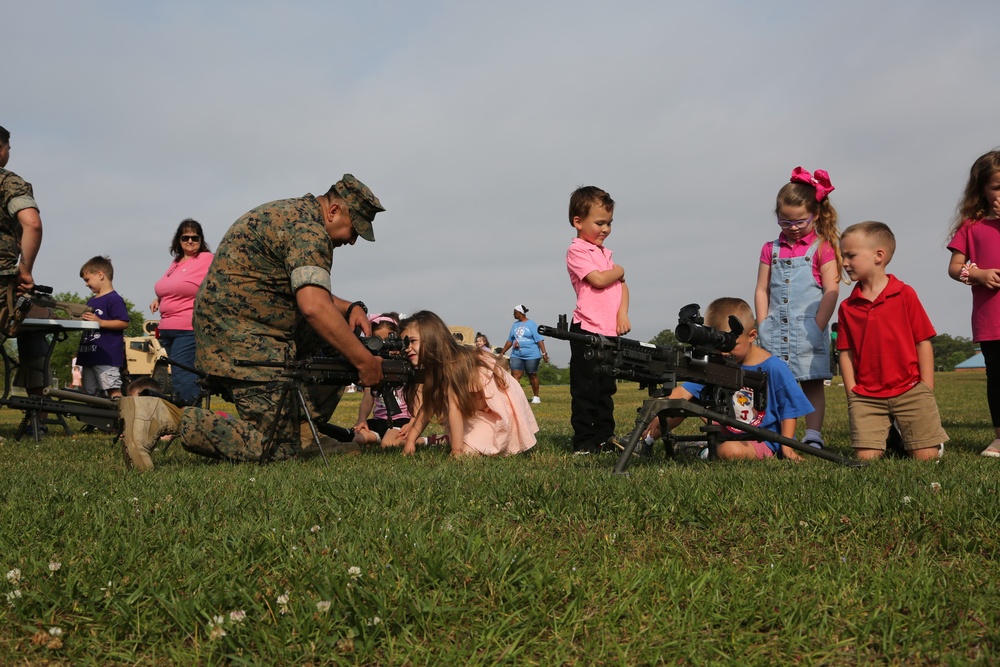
[613,398,865,475]
[260,373,329,467]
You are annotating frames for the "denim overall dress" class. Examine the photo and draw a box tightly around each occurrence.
[759,238,831,381]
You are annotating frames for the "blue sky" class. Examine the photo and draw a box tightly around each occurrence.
[5,1,998,365]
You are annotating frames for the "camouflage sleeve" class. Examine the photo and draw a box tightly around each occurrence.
[7,195,38,216]
[291,266,332,292]
[1,171,38,216]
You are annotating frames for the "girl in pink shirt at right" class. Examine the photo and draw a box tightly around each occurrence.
[947,149,1000,457]
[754,167,843,449]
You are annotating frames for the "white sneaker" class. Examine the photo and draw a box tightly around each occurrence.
[531,396,541,404]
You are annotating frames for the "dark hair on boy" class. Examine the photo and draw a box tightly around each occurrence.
[124,376,165,397]
[0,126,9,145]
[80,255,115,280]
[568,186,615,225]
[842,221,897,262]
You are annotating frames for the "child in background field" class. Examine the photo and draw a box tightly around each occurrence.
[77,256,129,398]
[838,222,948,460]
[70,357,83,389]
[646,298,813,461]
[400,310,537,457]
[475,332,491,352]
[755,167,842,450]
[947,150,1000,457]
[351,313,446,448]
[566,185,630,454]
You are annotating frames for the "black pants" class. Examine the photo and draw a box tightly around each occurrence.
[569,322,617,451]
[981,340,1000,428]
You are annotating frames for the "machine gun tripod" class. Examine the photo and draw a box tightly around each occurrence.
[538,307,863,473]
[235,333,415,465]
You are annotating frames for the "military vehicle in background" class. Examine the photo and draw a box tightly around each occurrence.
[124,320,171,393]
[448,325,476,346]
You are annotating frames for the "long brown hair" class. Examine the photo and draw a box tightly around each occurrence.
[948,149,1000,238]
[775,181,844,282]
[400,310,507,422]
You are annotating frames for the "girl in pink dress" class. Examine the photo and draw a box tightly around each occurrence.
[400,310,538,457]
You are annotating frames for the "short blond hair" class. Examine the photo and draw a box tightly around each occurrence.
[842,221,896,263]
[704,297,755,335]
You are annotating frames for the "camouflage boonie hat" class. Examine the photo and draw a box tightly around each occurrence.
[331,174,385,242]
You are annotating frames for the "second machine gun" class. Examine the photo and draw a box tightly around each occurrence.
[235,332,416,464]
[538,305,862,473]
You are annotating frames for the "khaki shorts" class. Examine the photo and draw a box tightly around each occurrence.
[847,383,949,451]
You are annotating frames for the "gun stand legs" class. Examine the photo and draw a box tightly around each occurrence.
[15,408,72,441]
[261,380,329,466]
[614,398,865,474]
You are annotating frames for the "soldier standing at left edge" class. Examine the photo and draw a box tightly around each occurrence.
[0,126,43,300]
[119,174,386,470]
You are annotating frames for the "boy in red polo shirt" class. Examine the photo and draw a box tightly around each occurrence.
[837,221,948,460]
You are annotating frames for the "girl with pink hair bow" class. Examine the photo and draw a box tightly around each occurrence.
[754,167,845,449]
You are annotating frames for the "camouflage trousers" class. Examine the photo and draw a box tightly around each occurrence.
[178,379,344,463]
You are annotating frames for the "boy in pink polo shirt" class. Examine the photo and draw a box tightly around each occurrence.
[565,186,631,454]
[837,221,948,460]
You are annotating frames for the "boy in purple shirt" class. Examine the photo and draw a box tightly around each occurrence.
[77,256,130,397]
[565,186,631,454]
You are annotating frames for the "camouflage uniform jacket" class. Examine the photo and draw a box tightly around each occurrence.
[194,194,334,381]
[0,168,37,277]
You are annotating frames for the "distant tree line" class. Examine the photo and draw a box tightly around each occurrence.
[13,308,980,392]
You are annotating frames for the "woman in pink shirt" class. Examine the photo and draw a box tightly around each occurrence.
[150,219,213,405]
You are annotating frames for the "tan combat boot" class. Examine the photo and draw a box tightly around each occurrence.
[119,397,183,471]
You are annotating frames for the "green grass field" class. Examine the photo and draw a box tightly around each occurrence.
[1,373,998,666]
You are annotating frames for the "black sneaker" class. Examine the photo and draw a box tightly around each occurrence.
[599,436,625,453]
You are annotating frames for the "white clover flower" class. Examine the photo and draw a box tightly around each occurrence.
[316,600,331,613]
[6,568,21,584]
[372,616,382,625]
[249,477,256,483]
[310,525,320,534]
[213,615,225,626]
[276,592,290,606]
[5,589,21,603]
[48,627,63,637]
[209,624,226,640]
[348,566,362,580]
[229,610,246,624]
[48,562,61,572]
[930,482,942,492]
[903,496,912,505]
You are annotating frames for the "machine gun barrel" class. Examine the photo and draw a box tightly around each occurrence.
[235,356,413,385]
[43,387,118,409]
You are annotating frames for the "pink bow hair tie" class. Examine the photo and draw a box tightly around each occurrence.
[789,166,835,201]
